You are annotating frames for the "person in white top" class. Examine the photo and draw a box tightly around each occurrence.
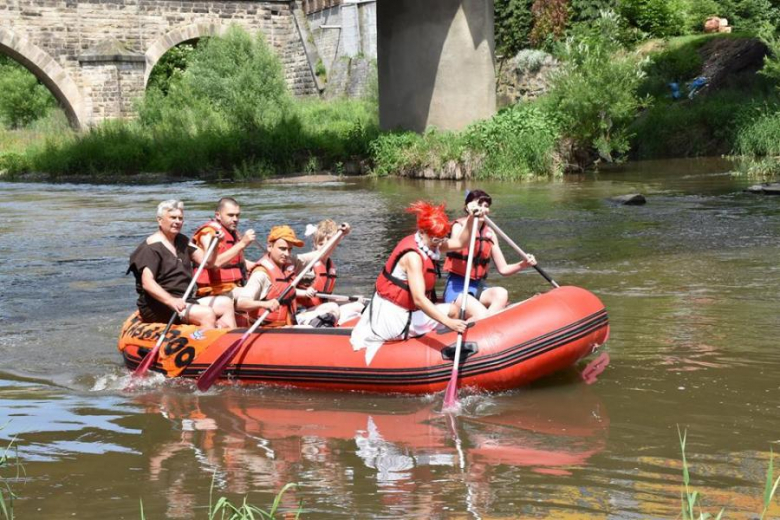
[350,200,488,364]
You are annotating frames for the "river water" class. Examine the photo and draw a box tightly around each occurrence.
[1,159,779,519]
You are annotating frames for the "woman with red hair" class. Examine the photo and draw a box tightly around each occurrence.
[350,200,488,364]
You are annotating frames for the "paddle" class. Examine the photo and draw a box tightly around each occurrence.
[314,292,365,303]
[196,229,345,392]
[131,232,222,380]
[483,215,559,288]
[442,215,480,410]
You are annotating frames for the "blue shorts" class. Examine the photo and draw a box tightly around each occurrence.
[443,274,485,303]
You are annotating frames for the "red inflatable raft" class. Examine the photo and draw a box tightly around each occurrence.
[118,285,609,393]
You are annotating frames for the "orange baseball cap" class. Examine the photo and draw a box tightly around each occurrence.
[267,225,304,247]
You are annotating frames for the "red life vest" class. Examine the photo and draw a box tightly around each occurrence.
[444,219,493,281]
[297,257,337,308]
[193,221,245,289]
[375,234,438,311]
[250,255,297,327]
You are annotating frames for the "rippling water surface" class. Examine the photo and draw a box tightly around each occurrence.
[1,159,779,519]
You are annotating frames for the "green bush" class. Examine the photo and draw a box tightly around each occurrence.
[138,26,290,134]
[184,26,291,131]
[495,0,535,57]
[370,102,562,179]
[571,0,619,21]
[370,130,468,177]
[545,12,649,163]
[619,0,687,37]
[14,25,378,180]
[146,42,199,95]
[464,103,562,178]
[630,89,775,158]
[0,57,56,129]
[723,0,780,34]
[734,106,780,157]
[682,0,723,32]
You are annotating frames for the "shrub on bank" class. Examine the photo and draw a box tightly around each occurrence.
[734,107,780,157]
[631,90,754,158]
[544,11,649,163]
[4,26,378,179]
[464,103,562,178]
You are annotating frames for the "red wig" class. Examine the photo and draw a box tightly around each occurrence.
[407,200,451,238]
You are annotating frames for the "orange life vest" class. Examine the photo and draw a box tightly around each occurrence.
[375,234,438,311]
[193,221,246,294]
[250,255,297,328]
[444,220,493,281]
[297,257,337,308]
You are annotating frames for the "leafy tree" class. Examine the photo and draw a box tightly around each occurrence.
[138,26,291,133]
[570,0,619,22]
[619,0,686,37]
[722,0,780,33]
[146,42,199,95]
[683,0,723,32]
[185,26,291,131]
[0,56,56,128]
[543,11,649,163]
[494,0,535,57]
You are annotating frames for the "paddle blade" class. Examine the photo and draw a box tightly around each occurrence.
[196,337,244,392]
[132,346,160,378]
[442,372,460,410]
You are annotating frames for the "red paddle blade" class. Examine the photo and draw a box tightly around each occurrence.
[196,337,244,392]
[132,346,160,378]
[442,374,459,409]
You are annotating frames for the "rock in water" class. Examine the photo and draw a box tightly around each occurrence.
[746,183,780,195]
[610,194,647,205]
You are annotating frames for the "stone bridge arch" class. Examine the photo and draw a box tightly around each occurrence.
[0,28,87,128]
[144,22,231,87]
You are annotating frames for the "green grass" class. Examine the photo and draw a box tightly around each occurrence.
[1,427,22,520]
[0,97,379,181]
[678,427,780,520]
[139,478,299,520]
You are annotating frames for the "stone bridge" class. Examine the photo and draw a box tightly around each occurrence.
[0,0,495,131]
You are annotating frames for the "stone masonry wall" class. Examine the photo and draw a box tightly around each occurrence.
[0,0,318,125]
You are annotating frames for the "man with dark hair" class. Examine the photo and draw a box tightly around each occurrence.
[192,197,256,297]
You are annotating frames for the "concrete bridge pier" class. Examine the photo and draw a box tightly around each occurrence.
[377,0,496,132]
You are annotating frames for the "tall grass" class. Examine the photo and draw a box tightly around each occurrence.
[1,27,379,181]
[1,429,22,520]
[678,427,780,520]
[139,478,299,520]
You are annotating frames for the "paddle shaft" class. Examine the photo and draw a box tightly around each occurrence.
[132,233,221,378]
[443,216,480,409]
[196,229,345,391]
[484,216,559,288]
[314,292,362,302]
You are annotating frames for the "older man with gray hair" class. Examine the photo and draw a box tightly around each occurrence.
[127,199,236,330]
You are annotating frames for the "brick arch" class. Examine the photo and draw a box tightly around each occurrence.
[0,27,87,128]
[144,22,231,86]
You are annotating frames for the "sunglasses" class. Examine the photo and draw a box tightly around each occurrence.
[429,235,447,245]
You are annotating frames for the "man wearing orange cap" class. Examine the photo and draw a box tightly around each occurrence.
[232,224,350,327]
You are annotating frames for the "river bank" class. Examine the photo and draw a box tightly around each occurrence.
[2,28,780,183]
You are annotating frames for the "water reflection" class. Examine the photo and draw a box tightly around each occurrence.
[133,377,609,518]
